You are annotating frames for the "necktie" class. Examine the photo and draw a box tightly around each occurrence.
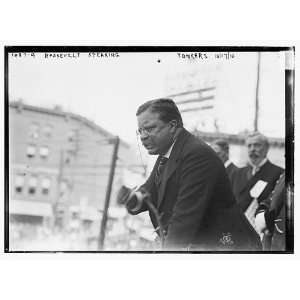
[246,166,259,180]
[252,166,259,176]
[155,156,168,185]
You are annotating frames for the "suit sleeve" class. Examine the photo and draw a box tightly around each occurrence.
[165,149,220,248]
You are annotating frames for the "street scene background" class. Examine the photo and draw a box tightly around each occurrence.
[7,50,286,251]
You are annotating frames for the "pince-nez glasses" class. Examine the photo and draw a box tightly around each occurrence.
[136,126,156,137]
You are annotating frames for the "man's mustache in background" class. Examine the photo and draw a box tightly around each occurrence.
[249,152,259,158]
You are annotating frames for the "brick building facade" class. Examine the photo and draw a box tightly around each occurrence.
[8,100,141,231]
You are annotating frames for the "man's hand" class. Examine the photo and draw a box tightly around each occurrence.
[125,190,139,211]
[126,187,150,214]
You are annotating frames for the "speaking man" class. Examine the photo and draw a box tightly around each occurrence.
[125,98,261,251]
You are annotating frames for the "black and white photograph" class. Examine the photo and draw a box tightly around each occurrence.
[4,46,294,253]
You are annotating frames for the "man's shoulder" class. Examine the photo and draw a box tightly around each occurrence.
[267,160,284,171]
[178,130,225,167]
[180,135,225,173]
[227,162,239,176]
[263,160,284,175]
[180,130,209,150]
[231,165,250,185]
[184,134,215,157]
[229,162,238,170]
[235,165,250,174]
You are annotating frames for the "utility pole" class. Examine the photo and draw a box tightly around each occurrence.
[54,150,65,229]
[254,52,261,131]
[98,136,120,250]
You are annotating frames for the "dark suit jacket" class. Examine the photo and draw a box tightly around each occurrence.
[129,129,261,251]
[257,172,286,250]
[232,160,284,212]
[226,162,238,185]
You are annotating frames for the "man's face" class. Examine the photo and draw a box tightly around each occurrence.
[246,136,268,166]
[137,109,176,155]
[211,144,228,163]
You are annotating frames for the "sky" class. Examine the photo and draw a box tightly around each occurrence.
[8,50,286,146]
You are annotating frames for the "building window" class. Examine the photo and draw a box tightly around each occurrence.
[68,129,77,142]
[65,149,75,164]
[15,174,25,193]
[41,177,51,195]
[28,176,38,195]
[29,123,39,139]
[40,146,49,159]
[44,124,53,138]
[26,144,36,158]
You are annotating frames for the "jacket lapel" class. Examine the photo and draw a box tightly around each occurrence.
[157,129,190,208]
[238,160,271,195]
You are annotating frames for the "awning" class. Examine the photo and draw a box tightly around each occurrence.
[9,199,53,217]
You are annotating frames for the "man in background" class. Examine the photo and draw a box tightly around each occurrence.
[232,132,284,228]
[211,139,238,185]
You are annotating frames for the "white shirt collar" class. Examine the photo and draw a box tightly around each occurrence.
[224,160,232,168]
[163,140,176,159]
[249,158,268,175]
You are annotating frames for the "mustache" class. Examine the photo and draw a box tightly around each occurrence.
[249,152,259,158]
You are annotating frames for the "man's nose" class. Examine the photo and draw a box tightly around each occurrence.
[140,132,149,141]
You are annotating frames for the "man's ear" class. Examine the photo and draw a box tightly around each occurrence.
[170,120,178,132]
